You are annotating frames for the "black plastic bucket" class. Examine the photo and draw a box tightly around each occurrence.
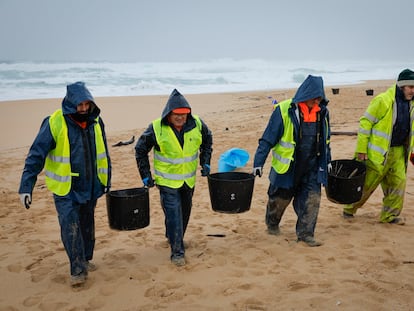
[207,172,255,213]
[366,89,374,96]
[106,187,150,230]
[326,160,366,204]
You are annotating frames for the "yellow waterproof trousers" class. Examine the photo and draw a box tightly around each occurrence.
[343,146,407,222]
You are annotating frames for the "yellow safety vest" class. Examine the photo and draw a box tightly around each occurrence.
[271,99,330,174]
[44,109,109,196]
[271,99,296,174]
[356,85,414,165]
[153,115,202,188]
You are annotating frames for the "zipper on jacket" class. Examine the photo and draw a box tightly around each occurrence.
[81,126,92,182]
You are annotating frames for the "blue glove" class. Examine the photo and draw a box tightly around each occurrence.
[201,164,210,176]
[143,176,155,188]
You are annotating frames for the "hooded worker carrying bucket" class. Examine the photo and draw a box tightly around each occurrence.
[325,159,366,204]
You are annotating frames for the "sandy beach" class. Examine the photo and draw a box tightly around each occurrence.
[1,80,414,310]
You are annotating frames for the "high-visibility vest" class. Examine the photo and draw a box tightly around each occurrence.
[44,109,109,196]
[271,99,329,174]
[356,85,414,165]
[153,115,202,188]
[271,99,296,174]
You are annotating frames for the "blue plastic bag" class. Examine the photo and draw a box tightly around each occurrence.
[218,148,250,172]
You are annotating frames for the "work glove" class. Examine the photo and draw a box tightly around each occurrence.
[201,164,210,177]
[253,167,263,177]
[410,153,414,166]
[143,176,155,188]
[327,163,332,173]
[19,193,31,209]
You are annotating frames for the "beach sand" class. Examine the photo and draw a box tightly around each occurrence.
[1,80,414,310]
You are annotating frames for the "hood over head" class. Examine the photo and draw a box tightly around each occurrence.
[61,81,100,118]
[292,75,328,106]
[161,89,192,120]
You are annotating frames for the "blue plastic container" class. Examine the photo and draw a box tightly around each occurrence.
[218,148,250,172]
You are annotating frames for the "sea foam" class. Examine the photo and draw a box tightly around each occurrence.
[0,59,412,101]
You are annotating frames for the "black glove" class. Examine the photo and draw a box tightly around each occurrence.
[143,176,155,188]
[201,164,210,176]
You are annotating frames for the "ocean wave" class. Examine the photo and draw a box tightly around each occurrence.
[0,59,412,100]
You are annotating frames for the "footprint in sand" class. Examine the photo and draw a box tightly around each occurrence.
[23,295,43,307]
[7,263,23,273]
[87,296,106,310]
[51,273,66,285]
[38,301,69,310]
[25,258,53,283]
[144,282,203,304]
[237,298,267,310]
[287,281,313,290]
[144,284,181,301]
[30,266,53,283]
[129,269,152,281]
[99,286,116,296]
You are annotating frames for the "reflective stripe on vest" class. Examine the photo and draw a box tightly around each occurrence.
[44,109,108,196]
[153,115,202,188]
[93,119,109,186]
[271,99,296,174]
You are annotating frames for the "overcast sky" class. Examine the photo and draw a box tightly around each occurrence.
[0,0,413,62]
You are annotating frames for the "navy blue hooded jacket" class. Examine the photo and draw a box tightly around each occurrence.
[19,82,111,203]
[135,89,213,181]
[253,75,331,188]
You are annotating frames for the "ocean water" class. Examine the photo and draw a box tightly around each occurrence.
[0,59,412,101]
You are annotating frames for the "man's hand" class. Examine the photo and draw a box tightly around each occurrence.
[253,167,263,177]
[19,193,31,209]
[327,163,332,173]
[357,153,368,161]
[143,176,155,188]
[201,164,210,177]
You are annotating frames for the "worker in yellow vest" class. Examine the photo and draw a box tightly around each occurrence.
[253,75,331,247]
[18,82,111,287]
[343,69,414,224]
[135,89,212,266]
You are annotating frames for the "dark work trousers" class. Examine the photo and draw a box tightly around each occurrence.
[266,121,321,239]
[158,183,194,259]
[53,195,96,276]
